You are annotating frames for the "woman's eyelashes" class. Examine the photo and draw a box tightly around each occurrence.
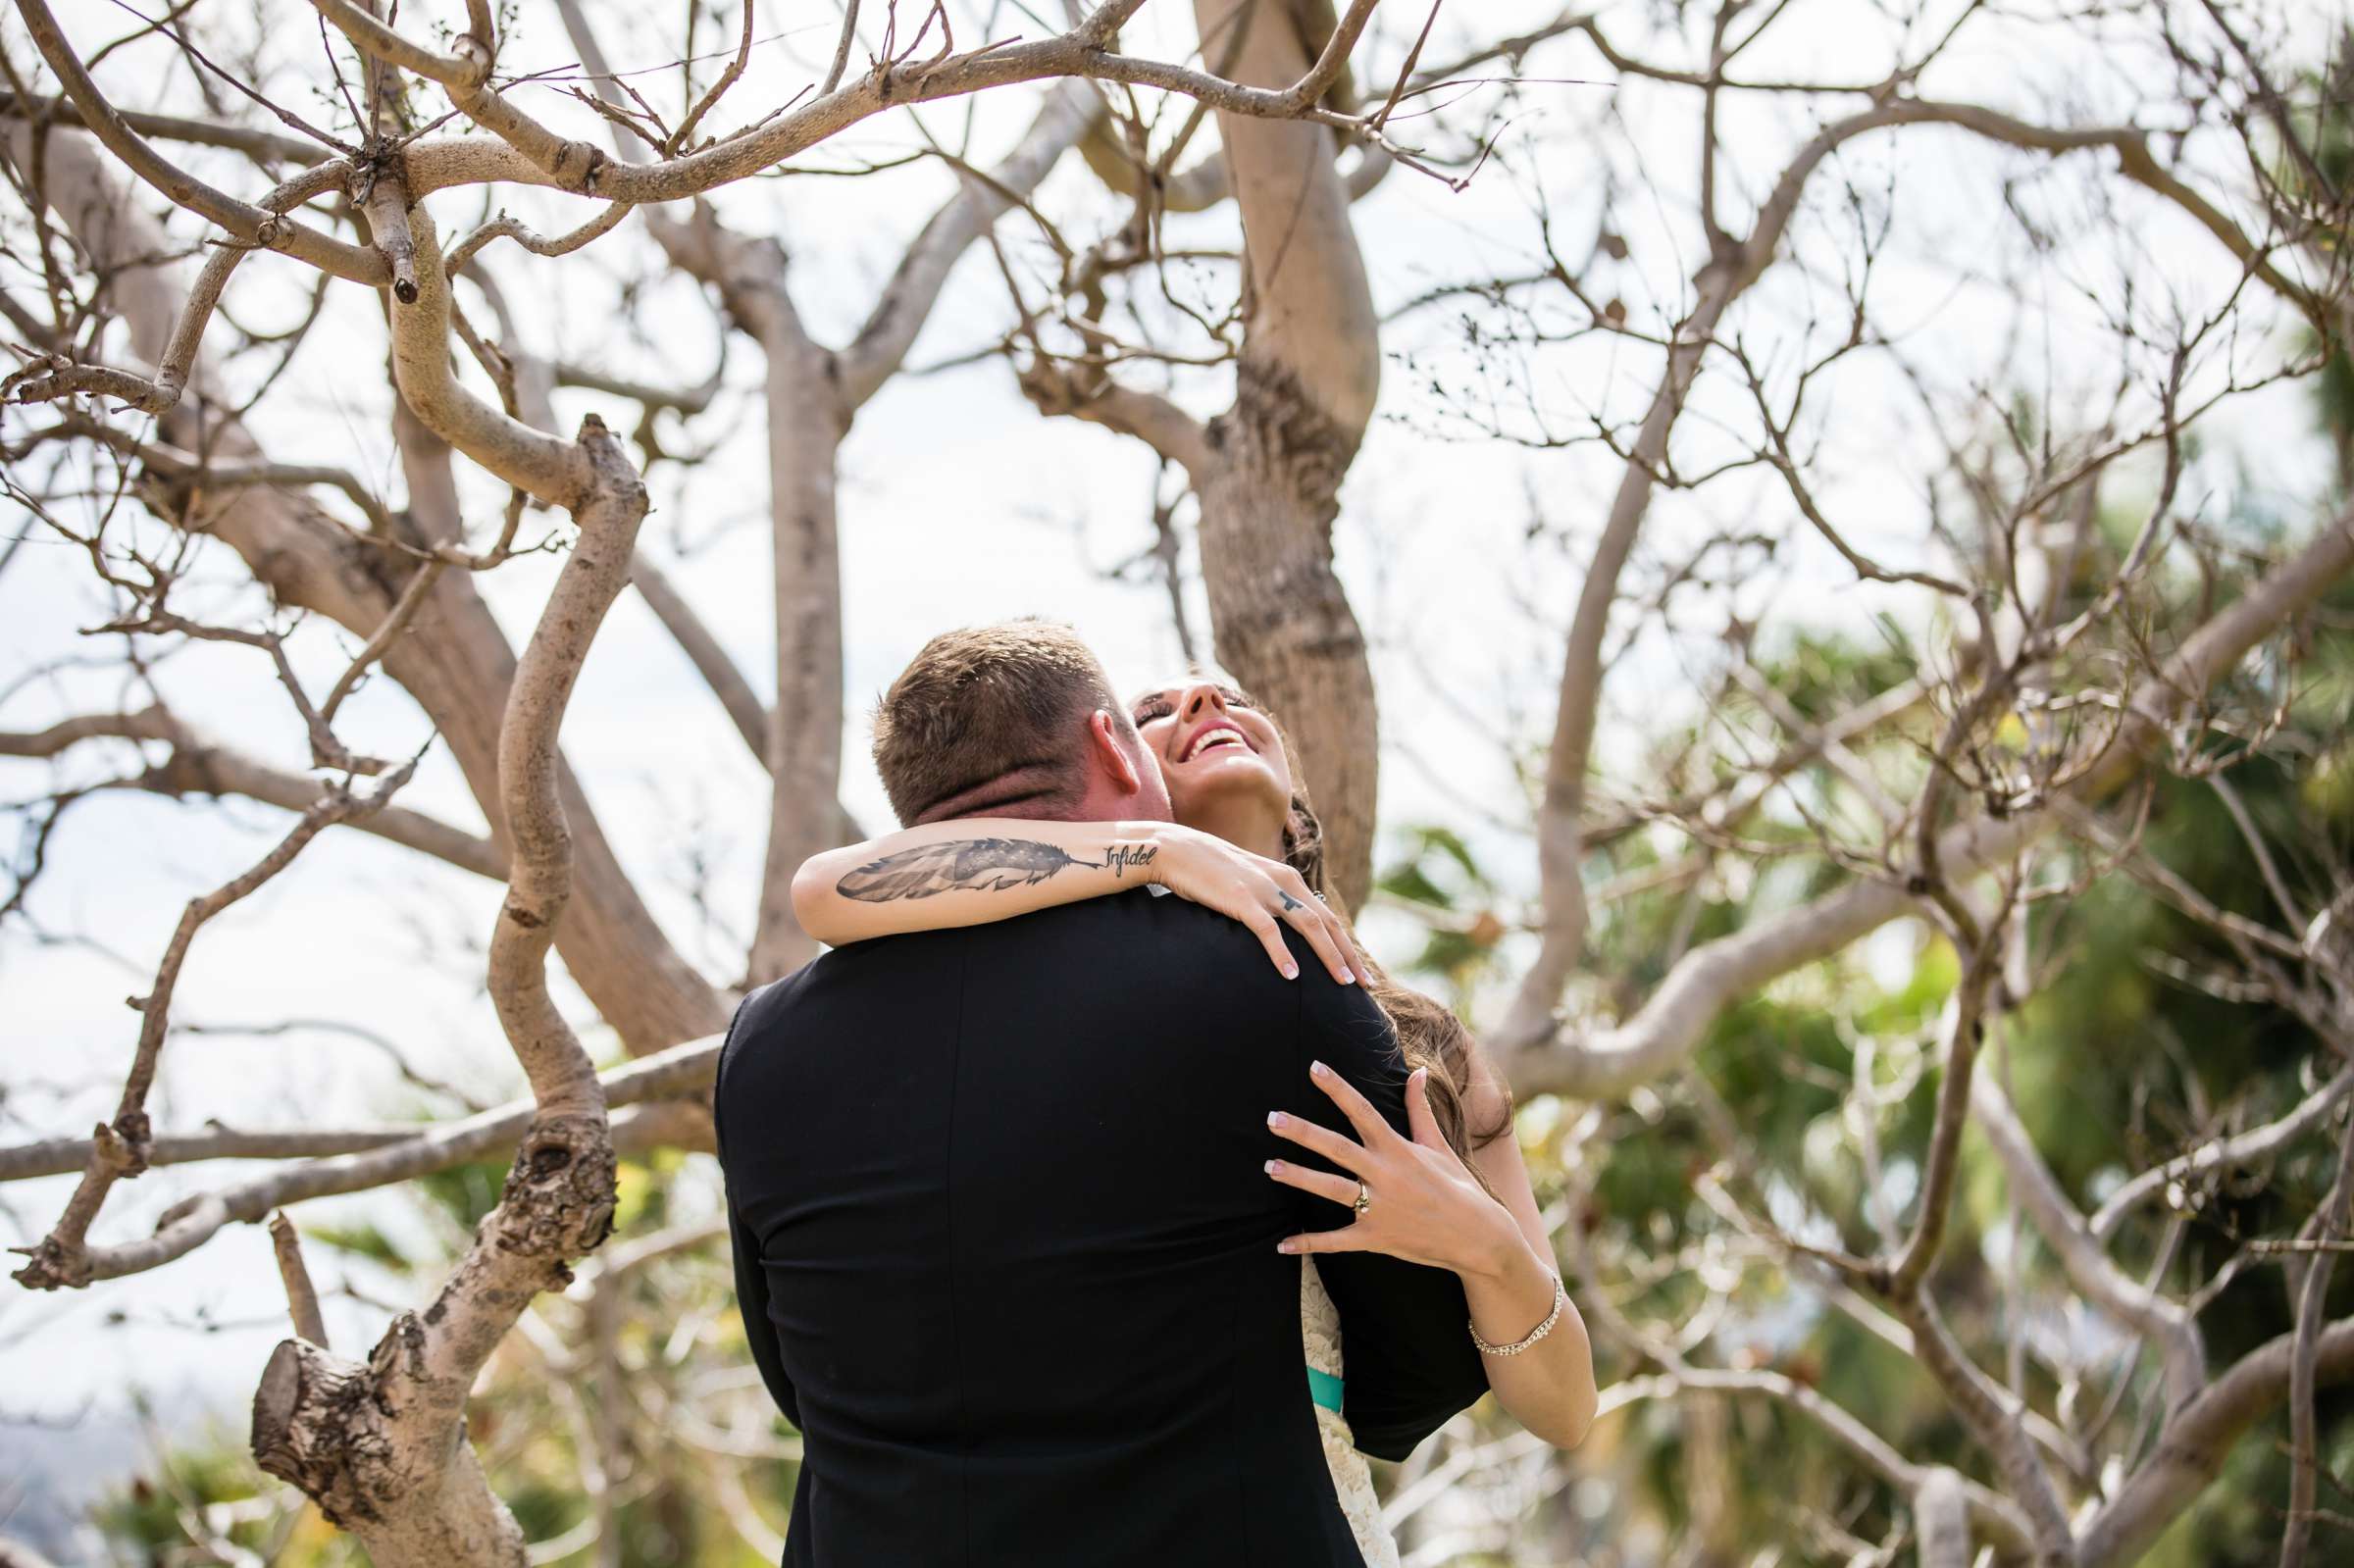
[1130,688,1255,731]
[1136,689,1254,719]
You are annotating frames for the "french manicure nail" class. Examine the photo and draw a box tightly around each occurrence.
[1283,963,1300,979]
[1264,1160,1281,1175]
[1277,1240,1298,1254]
[1309,1060,1330,1079]
[1267,1111,1286,1129]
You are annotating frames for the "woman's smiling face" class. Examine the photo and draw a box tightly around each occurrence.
[1128,678,1294,832]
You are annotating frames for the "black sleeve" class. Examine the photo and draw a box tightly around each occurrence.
[712,989,800,1432]
[1286,946,1491,1461]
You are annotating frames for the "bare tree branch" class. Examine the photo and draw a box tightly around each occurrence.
[2079,1316,2354,1567]
[2282,1110,2354,1568]
[12,758,418,1289]
[1972,1069,2207,1408]
[268,1209,329,1346]
[1507,504,2354,1098]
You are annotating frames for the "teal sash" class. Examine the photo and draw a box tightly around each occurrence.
[1305,1365,1344,1415]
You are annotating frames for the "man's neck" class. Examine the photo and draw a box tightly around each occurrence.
[914,764,1070,825]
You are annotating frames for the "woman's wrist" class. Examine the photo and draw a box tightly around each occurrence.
[1460,1229,1562,1344]
[1117,821,1176,885]
[1454,1202,1543,1286]
[1134,820,1218,885]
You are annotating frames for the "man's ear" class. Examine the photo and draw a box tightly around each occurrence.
[1087,710,1145,797]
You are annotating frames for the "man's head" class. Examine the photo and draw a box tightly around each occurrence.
[872,620,1173,828]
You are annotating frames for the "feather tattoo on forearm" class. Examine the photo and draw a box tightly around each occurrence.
[836,837,1158,903]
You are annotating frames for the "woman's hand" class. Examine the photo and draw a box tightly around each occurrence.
[1264,1062,1525,1279]
[1145,824,1362,985]
[1271,1061,1599,1452]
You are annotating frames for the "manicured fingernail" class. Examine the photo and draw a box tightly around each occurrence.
[1265,1159,1282,1175]
[1309,1060,1331,1079]
[1283,962,1300,979]
[1339,968,1356,984]
[1277,1239,1299,1254]
[1267,1111,1287,1129]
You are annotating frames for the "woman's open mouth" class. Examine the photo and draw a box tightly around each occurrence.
[1180,724,1253,763]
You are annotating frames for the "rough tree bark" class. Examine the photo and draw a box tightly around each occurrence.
[1186,0,1385,910]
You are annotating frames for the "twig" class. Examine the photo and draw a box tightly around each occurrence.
[2282,1109,2354,1568]
[268,1211,330,1346]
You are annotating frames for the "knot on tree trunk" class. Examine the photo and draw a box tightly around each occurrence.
[1192,355,1381,909]
[492,1111,618,1261]
[251,1337,396,1527]
[245,1116,613,1561]
[1207,357,1359,526]
[9,1120,142,1290]
[1198,357,1367,658]
[251,1327,531,1567]
[113,1110,153,1173]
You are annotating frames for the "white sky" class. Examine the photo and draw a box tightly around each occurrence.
[0,0,2342,1533]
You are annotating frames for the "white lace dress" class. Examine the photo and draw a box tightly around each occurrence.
[1301,1258,1401,1567]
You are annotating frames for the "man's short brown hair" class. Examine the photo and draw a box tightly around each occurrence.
[872,620,1128,826]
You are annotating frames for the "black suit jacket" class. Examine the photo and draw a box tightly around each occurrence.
[713,890,1490,1567]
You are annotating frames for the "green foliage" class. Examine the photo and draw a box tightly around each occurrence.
[419,1157,510,1233]
[91,1418,367,1567]
[1366,441,2354,1558]
[1374,824,1510,1009]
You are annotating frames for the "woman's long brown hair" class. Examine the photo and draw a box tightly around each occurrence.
[1253,700,1511,1164]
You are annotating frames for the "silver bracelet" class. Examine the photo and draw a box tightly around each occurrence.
[1469,1273,1567,1357]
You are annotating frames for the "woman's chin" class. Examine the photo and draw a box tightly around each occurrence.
[1168,758,1289,825]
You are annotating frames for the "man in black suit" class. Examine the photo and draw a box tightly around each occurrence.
[714,622,1487,1565]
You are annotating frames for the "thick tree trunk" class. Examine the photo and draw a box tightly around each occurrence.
[634,222,847,986]
[1198,363,1381,907]
[1190,0,1383,909]
[746,308,848,984]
